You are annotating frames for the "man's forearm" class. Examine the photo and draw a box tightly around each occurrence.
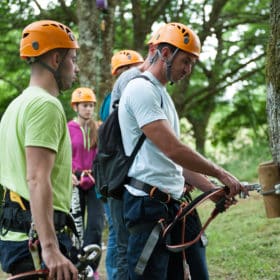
[29,180,58,250]
[183,169,216,192]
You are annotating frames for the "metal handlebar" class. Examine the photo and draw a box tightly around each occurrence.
[76,244,102,279]
[239,183,280,198]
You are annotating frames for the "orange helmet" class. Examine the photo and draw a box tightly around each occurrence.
[148,22,201,58]
[71,88,97,107]
[20,20,79,59]
[111,50,144,75]
[147,23,167,45]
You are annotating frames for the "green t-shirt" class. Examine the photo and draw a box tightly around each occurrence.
[0,86,72,213]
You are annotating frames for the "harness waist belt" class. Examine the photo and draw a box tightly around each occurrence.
[127,177,176,204]
[1,207,71,234]
[0,190,75,235]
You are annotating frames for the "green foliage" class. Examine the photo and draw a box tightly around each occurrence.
[0,185,3,215]
[0,1,32,99]
[223,139,271,182]
[0,0,78,106]
[206,130,271,182]
[0,0,272,153]
[58,88,78,121]
[210,82,267,147]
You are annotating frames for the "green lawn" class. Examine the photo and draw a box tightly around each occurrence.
[198,192,280,280]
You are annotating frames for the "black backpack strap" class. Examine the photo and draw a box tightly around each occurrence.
[112,99,119,109]
[131,74,155,86]
[128,133,146,164]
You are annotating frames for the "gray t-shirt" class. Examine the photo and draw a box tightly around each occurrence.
[110,67,141,112]
[118,71,184,199]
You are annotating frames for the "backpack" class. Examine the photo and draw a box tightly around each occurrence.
[93,75,153,200]
[99,92,111,122]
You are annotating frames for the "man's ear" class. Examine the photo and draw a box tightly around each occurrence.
[50,51,61,69]
[161,46,171,61]
[149,43,157,55]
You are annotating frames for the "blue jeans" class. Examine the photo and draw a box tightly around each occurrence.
[123,190,209,280]
[0,232,72,273]
[108,197,129,280]
[123,190,170,280]
[104,202,118,280]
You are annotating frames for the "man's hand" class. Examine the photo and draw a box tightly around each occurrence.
[42,246,78,280]
[217,169,248,198]
[210,191,238,211]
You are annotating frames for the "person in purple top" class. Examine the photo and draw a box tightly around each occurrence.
[68,87,104,280]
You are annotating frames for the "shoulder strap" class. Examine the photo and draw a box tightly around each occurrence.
[113,74,157,110]
[131,74,155,86]
[128,133,146,163]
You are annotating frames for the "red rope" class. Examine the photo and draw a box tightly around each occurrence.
[163,188,226,253]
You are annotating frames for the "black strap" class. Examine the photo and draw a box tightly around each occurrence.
[134,221,164,275]
[128,177,175,204]
[127,134,146,164]
[1,190,79,236]
[112,74,156,109]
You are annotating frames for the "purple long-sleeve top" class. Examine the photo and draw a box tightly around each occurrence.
[67,120,97,172]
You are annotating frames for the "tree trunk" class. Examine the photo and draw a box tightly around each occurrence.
[266,0,280,162]
[77,0,117,106]
[187,100,214,155]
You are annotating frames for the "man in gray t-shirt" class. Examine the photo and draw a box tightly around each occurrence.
[118,22,245,280]
[110,49,214,280]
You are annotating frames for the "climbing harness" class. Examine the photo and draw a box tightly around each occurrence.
[132,183,262,277]
[0,189,81,274]
[80,170,95,186]
[28,222,41,271]
[7,269,49,280]
[7,244,102,280]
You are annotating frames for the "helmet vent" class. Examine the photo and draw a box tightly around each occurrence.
[173,23,190,44]
[32,41,39,50]
[22,32,29,39]
[68,33,75,41]
[184,33,190,44]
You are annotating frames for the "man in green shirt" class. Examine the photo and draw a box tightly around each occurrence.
[0,20,79,279]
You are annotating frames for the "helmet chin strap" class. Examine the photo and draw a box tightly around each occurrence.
[31,50,69,93]
[156,48,179,84]
[166,48,179,85]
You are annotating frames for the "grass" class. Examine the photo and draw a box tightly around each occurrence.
[198,192,280,280]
